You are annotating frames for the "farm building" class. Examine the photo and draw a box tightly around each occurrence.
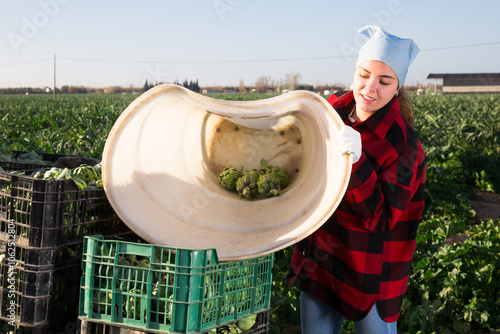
[427,73,500,93]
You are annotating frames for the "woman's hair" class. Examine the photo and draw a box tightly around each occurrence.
[397,87,414,127]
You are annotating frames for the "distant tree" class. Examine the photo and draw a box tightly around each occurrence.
[239,79,246,93]
[143,79,154,92]
[176,79,200,92]
[192,80,200,92]
[68,86,88,94]
[255,76,272,93]
[285,72,301,91]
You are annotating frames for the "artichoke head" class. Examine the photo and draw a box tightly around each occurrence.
[72,164,99,184]
[235,168,262,200]
[260,158,288,189]
[218,167,243,192]
[257,173,281,197]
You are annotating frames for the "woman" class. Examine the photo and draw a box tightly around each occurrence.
[287,26,427,333]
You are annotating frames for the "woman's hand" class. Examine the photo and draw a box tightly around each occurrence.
[337,126,362,163]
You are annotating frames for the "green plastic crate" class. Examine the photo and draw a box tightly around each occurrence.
[79,235,273,334]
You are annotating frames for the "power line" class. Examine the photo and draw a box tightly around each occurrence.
[2,41,500,68]
[0,57,52,69]
[57,55,342,64]
[57,41,500,64]
[421,41,500,52]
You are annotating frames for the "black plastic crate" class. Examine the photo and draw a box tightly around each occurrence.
[77,310,270,334]
[78,319,151,333]
[1,151,101,172]
[0,315,78,334]
[0,239,81,327]
[0,151,65,172]
[0,235,141,329]
[0,171,131,249]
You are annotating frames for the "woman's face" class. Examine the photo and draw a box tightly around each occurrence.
[352,61,399,120]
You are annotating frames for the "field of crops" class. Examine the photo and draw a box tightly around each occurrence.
[1,92,499,333]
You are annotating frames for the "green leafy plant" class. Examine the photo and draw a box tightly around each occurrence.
[474,170,495,192]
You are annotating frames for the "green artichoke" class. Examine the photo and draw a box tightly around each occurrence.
[236,168,262,200]
[218,167,243,192]
[16,152,49,165]
[0,148,14,162]
[257,173,281,197]
[93,162,102,175]
[72,164,99,184]
[88,179,103,189]
[236,314,257,331]
[43,167,61,180]
[260,158,288,189]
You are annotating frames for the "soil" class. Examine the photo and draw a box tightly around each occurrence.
[445,189,500,244]
[470,190,500,220]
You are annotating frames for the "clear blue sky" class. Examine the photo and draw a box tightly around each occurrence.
[1,0,499,89]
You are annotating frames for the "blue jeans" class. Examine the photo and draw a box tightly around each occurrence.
[300,291,397,334]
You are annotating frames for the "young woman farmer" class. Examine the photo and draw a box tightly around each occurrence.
[287,25,427,333]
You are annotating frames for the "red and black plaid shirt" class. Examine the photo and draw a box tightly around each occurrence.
[287,91,427,322]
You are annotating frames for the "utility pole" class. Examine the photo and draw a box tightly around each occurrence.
[53,54,56,98]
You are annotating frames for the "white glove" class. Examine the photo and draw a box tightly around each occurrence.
[337,126,362,163]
